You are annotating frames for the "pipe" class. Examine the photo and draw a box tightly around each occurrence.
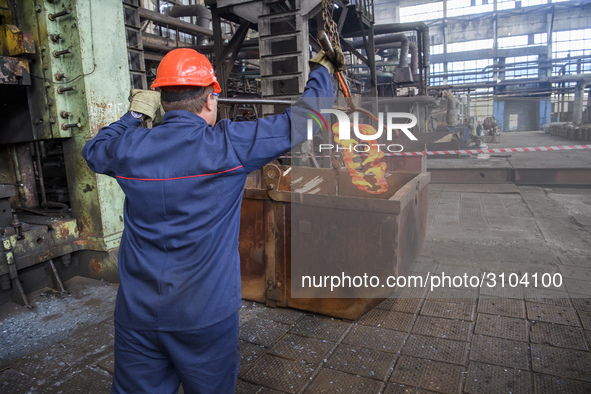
[409,42,418,76]
[392,35,408,67]
[163,4,211,46]
[344,22,430,68]
[142,34,260,59]
[442,91,459,126]
[347,34,418,76]
[356,71,394,83]
[431,56,591,81]
[164,4,209,20]
[348,33,409,67]
[142,33,260,54]
[428,73,591,92]
[143,33,195,50]
[573,80,588,125]
[138,8,225,39]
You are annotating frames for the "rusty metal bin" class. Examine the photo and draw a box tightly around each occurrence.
[239,164,430,320]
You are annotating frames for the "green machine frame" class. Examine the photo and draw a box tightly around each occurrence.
[0,0,131,305]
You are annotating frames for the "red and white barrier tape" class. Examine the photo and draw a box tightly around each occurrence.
[280,144,591,159]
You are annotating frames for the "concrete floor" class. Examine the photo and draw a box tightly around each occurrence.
[1,130,590,393]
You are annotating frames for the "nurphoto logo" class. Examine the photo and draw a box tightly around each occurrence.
[304,108,418,153]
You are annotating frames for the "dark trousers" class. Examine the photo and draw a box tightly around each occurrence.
[112,312,239,394]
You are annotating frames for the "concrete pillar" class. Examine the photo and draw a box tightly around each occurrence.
[573,80,587,125]
[493,100,505,132]
[539,98,552,129]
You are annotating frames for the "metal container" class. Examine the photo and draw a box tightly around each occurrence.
[239,164,430,320]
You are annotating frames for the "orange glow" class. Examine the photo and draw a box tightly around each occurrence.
[332,123,388,194]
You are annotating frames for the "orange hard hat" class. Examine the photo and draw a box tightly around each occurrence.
[151,48,221,93]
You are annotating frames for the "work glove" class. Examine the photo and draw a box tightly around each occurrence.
[309,47,347,75]
[129,89,161,122]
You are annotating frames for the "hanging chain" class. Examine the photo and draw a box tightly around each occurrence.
[322,0,340,51]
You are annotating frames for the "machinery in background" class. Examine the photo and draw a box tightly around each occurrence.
[430,90,475,147]
[482,116,501,143]
[543,122,591,141]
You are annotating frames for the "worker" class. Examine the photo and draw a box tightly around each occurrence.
[82,47,343,393]
[476,120,483,136]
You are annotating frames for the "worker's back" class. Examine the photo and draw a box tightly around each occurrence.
[85,110,249,331]
[82,66,334,332]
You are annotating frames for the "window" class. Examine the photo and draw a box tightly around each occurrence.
[521,0,545,6]
[442,58,494,84]
[431,44,444,55]
[447,39,493,53]
[498,35,529,49]
[430,62,444,85]
[552,29,591,75]
[400,2,443,22]
[471,88,495,120]
[553,28,591,59]
[447,0,493,17]
[534,33,547,45]
[505,55,539,79]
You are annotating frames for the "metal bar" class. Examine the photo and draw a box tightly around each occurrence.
[53,48,72,57]
[48,9,71,21]
[211,7,228,119]
[214,20,250,69]
[10,147,26,204]
[417,28,424,95]
[57,86,76,94]
[220,21,252,77]
[367,24,378,98]
[336,1,349,36]
[48,259,67,294]
[34,141,47,205]
[218,98,293,105]
[340,39,369,67]
[356,13,377,98]
[13,278,33,309]
[61,122,81,130]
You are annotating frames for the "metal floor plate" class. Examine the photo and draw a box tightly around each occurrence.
[469,335,530,369]
[288,315,351,342]
[401,334,468,365]
[531,344,591,381]
[241,354,316,393]
[464,362,532,394]
[304,368,383,393]
[267,333,335,365]
[389,356,464,394]
[342,324,406,353]
[324,344,397,380]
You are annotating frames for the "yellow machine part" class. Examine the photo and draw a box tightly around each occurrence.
[0,24,35,57]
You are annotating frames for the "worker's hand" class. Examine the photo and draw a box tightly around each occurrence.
[129,89,161,122]
[310,47,347,75]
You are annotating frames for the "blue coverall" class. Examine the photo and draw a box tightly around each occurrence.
[82,65,334,393]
